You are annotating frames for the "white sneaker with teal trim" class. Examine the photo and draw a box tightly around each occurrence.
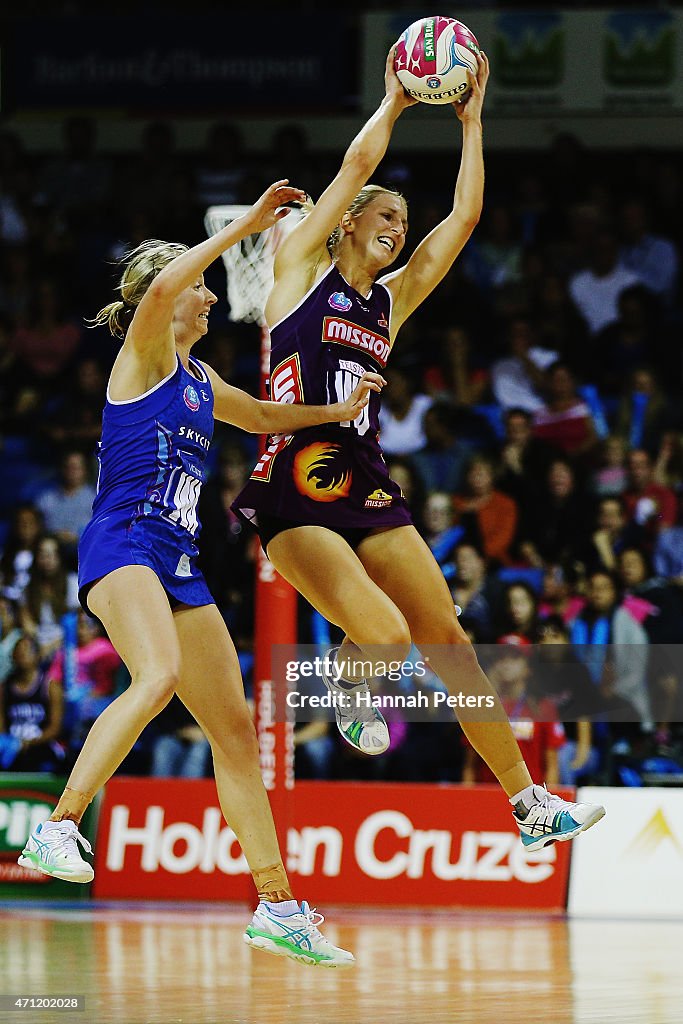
[244,900,355,968]
[18,819,94,883]
[321,647,389,755]
[513,784,605,852]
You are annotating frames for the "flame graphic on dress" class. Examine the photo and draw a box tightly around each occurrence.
[293,443,353,502]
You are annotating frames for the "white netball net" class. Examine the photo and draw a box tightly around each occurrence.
[204,204,305,324]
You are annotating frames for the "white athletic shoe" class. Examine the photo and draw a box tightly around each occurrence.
[513,784,606,852]
[321,647,390,755]
[18,819,94,883]
[244,899,355,968]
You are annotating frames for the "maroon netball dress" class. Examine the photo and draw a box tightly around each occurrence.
[232,264,412,544]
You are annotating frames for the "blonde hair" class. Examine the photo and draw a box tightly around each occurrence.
[89,239,189,339]
[325,185,406,258]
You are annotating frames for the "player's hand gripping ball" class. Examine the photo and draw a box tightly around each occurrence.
[394,16,481,105]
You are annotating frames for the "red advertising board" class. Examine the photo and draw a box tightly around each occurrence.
[93,779,572,910]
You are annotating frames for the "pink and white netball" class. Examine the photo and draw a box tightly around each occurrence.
[395,16,480,105]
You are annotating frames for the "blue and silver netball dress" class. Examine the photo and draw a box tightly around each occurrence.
[78,355,215,611]
[233,264,412,533]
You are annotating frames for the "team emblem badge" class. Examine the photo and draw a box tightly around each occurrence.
[293,443,352,502]
[183,385,200,412]
[328,292,353,312]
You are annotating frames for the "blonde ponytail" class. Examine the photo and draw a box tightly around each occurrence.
[89,299,131,340]
[88,239,189,339]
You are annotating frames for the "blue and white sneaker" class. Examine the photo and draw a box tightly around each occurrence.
[18,819,94,883]
[513,784,605,852]
[244,900,355,968]
[321,647,389,755]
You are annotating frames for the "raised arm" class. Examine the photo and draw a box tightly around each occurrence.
[266,50,415,320]
[381,53,489,335]
[125,181,306,365]
[201,362,386,434]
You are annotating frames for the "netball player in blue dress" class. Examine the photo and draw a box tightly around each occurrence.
[19,181,381,968]
[234,55,605,847]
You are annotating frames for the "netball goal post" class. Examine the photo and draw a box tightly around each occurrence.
[204,204,304,835]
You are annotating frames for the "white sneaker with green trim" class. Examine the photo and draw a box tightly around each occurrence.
[321,647,389,755]
[244,900,355,968]
[18,819,94,883]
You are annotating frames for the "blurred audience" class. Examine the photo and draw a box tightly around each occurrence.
[0,505,44,601]
[451,542,501,643]
[496,582,539,644]
[36,449,96,559]
[462,642,565,786]
[570,570,651,727]
[590,434,628,498]
[532,361,598,460]
[412,401,471,494]
[423,492,465,575]
[453,455,518,567]
[0,633,65,772]
[519,458,591,569]
[19,535,79,659]
[498,407,554,506]
[47,611,120,748]
[615,366,675,453]
[568,228,641,336]
[491,317,558,413]
[536,617,603,785]
[379,366,432,456]
[623,448,677,543]
[618,198,678,306]
[0,596,22,683]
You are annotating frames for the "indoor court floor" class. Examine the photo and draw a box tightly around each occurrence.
[2,903,682,1024]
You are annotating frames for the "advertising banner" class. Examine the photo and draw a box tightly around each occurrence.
[4,15,357,113]
[93,779,253,902]
[362,9,683,116]
[93,779,572,909]
[0,774,97,900]
[569,786,683,919]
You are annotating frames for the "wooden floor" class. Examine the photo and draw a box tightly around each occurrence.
[2,904,682,1024]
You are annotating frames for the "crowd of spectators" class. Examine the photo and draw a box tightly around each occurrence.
[1,117,682,787]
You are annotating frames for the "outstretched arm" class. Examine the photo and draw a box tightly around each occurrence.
[202,363,386,434]
[382,53,489,335]
[125,180,306,363]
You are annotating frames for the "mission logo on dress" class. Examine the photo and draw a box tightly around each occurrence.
[364,488,393,509]
[321,317,390,368]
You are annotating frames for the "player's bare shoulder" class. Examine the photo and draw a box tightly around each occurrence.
[266,243,333,328]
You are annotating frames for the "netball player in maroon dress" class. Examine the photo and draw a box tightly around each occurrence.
[235,52,605,848]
